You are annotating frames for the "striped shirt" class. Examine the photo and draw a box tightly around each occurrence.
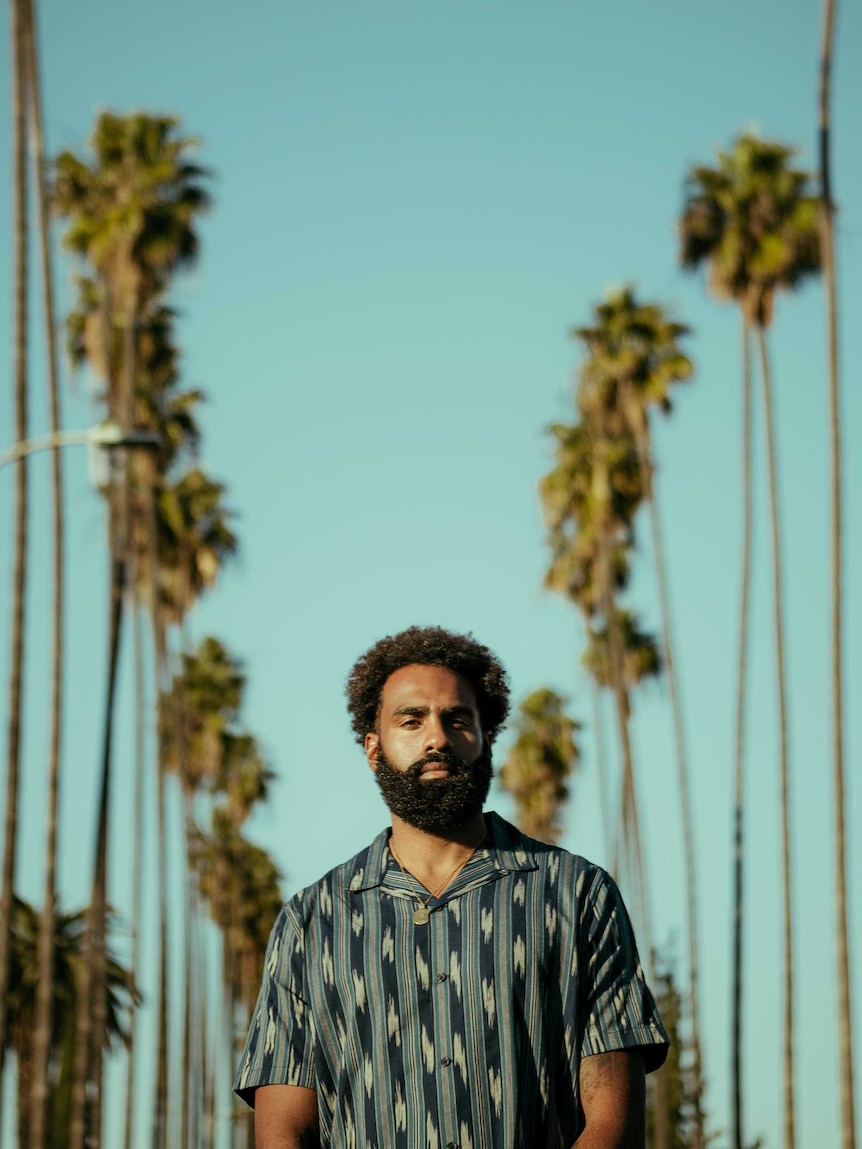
[235,811,668,1149]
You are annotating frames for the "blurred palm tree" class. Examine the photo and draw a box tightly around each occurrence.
[145,485,236,1149]
[193,810,282,1149]
[6,896,138,1149]
[499,687,580,845]
[163,637,277,1149]
[582,607,662,926]
[17,4,69,1148]
[52,110,211,1149]
[540,416,654,945]
[0,0,31,1114]
[680,132,821,1149]
[573,286,704,1145]
[817,6,856,1146]
[162,636,270,1149]
[154,469,238,629]
[161,636,247,798]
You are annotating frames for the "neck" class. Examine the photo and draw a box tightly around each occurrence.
[389,811,487,887]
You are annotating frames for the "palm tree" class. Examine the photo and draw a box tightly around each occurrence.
[540,416,653,946]
[573,286,705,1145]
[818,6,856,1146]
[0,0,31,1117]
[144,473,235,1149]
[191,815,282,1148]
[680,133,821,1149]
[19,4,68,1148]
[582,607,662,924]
[499,688,580,845]
[6,896,138,1149]
[161,632,276,1149]
[52,111,211,1149]
[117,304,202,1149]
[161,636,247,798]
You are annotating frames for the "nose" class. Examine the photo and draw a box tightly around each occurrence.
[424,714,450,752]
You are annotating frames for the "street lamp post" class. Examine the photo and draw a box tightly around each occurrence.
[0,422,161,469]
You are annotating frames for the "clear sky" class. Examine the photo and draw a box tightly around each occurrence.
[1,1,861,1146]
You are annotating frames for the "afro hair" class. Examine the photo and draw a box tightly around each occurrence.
[346,625,511,745]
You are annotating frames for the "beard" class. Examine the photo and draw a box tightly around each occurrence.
[373,744,493,835]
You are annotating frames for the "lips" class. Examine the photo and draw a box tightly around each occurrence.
[420,766,450,779]
[417,753,460,780]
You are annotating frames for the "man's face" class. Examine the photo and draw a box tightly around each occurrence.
[364,664,492,834]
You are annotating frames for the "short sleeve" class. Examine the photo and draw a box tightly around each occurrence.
[578,869,669,1073]
[233,904,317,1107]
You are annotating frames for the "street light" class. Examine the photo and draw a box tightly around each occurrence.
[0,421,161,469]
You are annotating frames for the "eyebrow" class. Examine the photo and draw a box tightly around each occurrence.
[390,704,476,720]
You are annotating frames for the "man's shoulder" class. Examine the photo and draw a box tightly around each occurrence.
[484,811,607,899]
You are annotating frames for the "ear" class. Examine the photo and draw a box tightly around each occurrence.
[364,731,380,773]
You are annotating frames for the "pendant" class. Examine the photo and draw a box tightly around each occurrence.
[413,905,430,925]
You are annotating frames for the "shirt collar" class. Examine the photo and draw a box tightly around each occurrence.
[345,810,539,894]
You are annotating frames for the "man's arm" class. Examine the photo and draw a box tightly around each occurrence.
[574,1050,646,1149]
[255,1084,320,1149]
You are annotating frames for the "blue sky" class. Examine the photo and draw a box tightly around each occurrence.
[1,1,861,1146]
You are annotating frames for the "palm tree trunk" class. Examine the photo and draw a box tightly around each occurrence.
[144,482,171,1149]
[187,844,207,1149]
[632,411,705,1148]
[589,676,613,864]
[0,0,30,1117]
[201,984,212,1149]
[756,325,796,1149]
[732,318,753,1149]
[182,792,194,1149]
[594,451,652,960]
[69,535,124,1149]
[24,0,67,1143]
[177,608,196,1149]
[72,298,137,1149]
[154,759,170,1149]
[819,5,856,1147]
[122,592,146,1149]
[88,312,139,1149]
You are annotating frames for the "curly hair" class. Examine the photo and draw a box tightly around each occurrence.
[346,625,511,745]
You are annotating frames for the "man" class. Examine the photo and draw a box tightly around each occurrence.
[235,625,668,1149]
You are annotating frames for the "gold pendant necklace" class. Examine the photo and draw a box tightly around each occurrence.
[389,839,483,926]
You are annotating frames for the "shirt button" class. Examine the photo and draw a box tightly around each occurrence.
[440,1056,451,1067]
[437,973,447,982]
[447,1142,458,1148]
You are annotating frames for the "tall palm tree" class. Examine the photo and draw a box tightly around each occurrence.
[161,636,247,801]
[540,417,653,945]
[192,815,282,1148]
[582,606,662,921]
[166,637,276,1149]
[818,5,856,1146]
[499,688,580,845]
[52,112,211,1149]
[0,0,31,1117]
[144,473,235,1149]
[19,5,68,1149]
[573,286,704,1144]
[680,132,821,1149]
[6,896,138,1149]
[115,303,202,1149]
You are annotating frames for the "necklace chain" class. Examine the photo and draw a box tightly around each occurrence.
[389,836,484,924]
